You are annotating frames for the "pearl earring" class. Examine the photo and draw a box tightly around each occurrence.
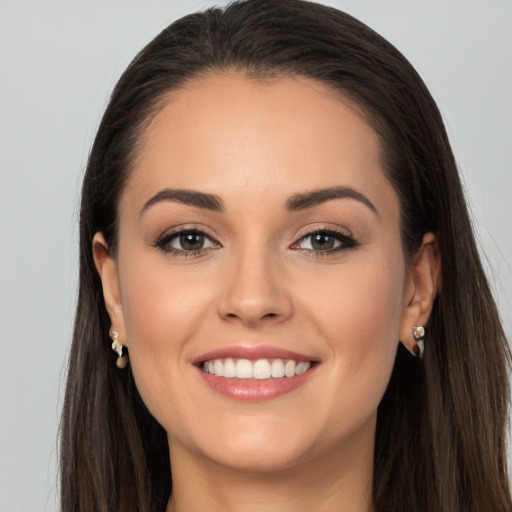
[110,331,128,369]
[412,326,425,358]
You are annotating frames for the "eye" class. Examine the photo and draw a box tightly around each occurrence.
[154,228,219,256]
[171,232,213,251]
[291,229,357,254]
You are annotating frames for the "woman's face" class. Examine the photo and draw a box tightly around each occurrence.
[98,74,422,472]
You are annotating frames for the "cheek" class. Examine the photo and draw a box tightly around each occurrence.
[119,246,212,346]
[116,253,214,412]
[303,250,405,420]
[304,249,404,345]
[334,264,403,350]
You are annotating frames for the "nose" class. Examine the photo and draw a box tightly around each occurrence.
[217,245,293,327]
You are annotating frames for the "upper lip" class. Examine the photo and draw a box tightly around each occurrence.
[192,345,319,365]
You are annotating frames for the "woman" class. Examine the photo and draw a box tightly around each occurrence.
[59,1,511,511]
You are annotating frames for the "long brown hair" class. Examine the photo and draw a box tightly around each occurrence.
[60,1,511,511]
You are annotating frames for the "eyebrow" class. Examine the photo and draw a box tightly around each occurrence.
[140,188,224,215]
[140,185,378,217]
[284,186,379,216]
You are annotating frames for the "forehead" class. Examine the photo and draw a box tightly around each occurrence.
[122,72,397,219]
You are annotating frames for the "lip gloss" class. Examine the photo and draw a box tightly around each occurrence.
[192,345,316,365]
[196,363,318,401]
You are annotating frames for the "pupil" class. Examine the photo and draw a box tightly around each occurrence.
[180,233,204,250]
[312,233,334,250]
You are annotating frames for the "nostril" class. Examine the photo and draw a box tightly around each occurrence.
[224,311,279,320]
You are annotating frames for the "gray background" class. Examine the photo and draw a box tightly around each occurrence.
[1,1,511,511]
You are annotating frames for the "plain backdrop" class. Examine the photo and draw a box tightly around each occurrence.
[0,1,511,510]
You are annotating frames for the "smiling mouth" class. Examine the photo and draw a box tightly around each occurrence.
[199,358,315,379]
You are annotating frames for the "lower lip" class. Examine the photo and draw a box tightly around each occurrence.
[196,365,318,402]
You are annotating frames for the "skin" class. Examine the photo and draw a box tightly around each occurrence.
[94,73,440,512]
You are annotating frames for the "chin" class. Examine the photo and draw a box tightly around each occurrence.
[169,414,319,473]
[203,441,312,473]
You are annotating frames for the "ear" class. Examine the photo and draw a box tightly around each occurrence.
[92,232,127,345]
[399,232,441,354]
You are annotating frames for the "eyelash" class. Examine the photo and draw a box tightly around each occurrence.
[153,227,219,258]
[153,227,359,258]
[292,228,358,257]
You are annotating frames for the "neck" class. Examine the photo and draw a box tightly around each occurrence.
[166,428,375,512]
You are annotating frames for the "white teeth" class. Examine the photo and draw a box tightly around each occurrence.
[295,362,309,375]
[213,359,223,376]
[271,359,285,378]
[235,359,253,379]
[201,358,312,379]
[284,360,296,377]
[223,358,236,378]
[253,359,271,379]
